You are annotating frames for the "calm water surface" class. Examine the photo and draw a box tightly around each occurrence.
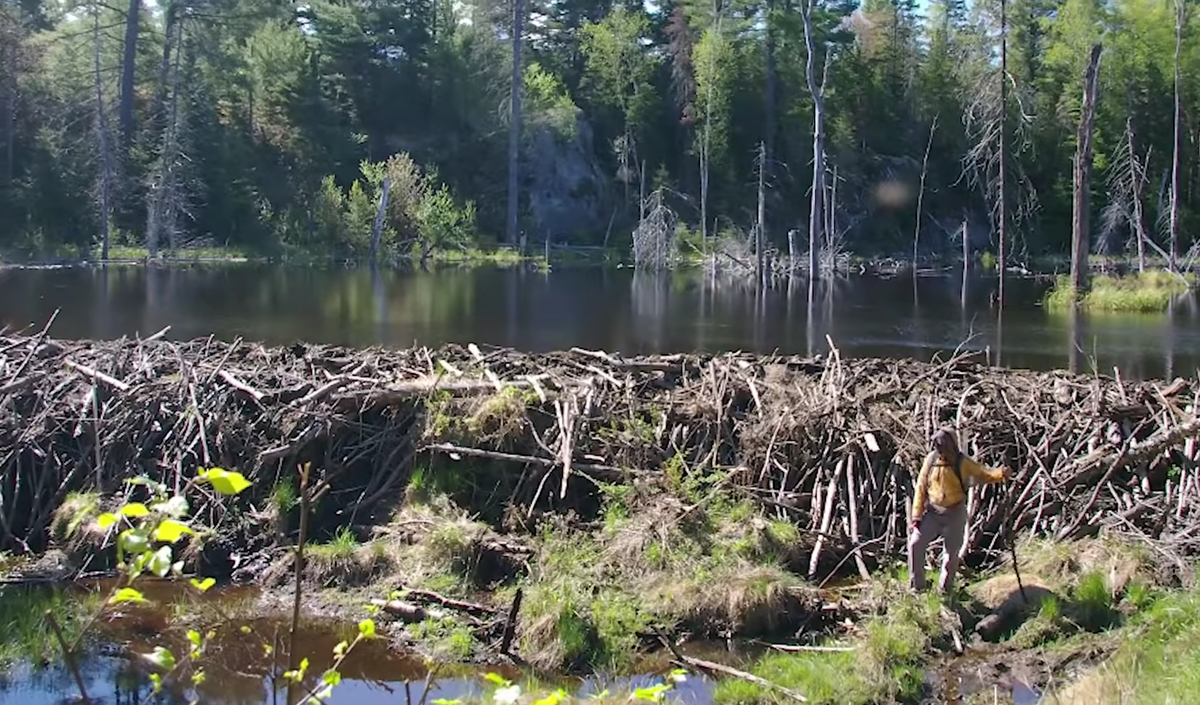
[0,263,1197,380]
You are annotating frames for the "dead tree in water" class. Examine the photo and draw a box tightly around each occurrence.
[1070,44,1103,294]
[1102,115,1151,272]
[912,116,937,269]
[632,189,678,270]
[801,0,829,281]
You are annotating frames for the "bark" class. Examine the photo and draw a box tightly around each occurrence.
[756,141,765,281]
[370,175,392,264]
[913,117,937,268]
[119,0,140,154]
[802,0,825,280]
[1070,44,1103,294]
[700,0,721,246]
[997,0,1008,307]
[146,24,184,256]
[1170,0,1185,270]
[152,2,178,133]
[93,10,114,261]
[505,0,524,247]
[1127,117,1147,273]
[764,0,776,187]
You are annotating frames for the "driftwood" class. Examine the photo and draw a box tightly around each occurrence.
[0,329,1198,579]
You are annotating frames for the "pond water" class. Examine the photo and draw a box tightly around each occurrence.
[0,582,724,705]
[1,263,1196,381]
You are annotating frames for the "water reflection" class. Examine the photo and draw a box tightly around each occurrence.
[0,264,1197,380]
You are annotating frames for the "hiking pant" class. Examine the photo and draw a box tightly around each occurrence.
[907,501,968,594]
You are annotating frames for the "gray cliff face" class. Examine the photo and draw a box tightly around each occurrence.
[525,113,609,242]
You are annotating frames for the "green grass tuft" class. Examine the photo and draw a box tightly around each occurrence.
[1044,270,1194,313]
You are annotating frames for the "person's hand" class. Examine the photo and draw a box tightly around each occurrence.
[910,518,921,532]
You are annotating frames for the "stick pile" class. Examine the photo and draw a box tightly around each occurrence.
[1,327,1198,579]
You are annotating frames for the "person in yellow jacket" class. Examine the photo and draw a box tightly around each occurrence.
[908,428,1011,595]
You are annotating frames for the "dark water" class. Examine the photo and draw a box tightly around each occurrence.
[1,263,1198,380]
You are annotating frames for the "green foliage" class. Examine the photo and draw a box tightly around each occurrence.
[1044,271,1194,313]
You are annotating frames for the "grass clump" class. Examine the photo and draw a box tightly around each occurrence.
[0,585,97,670]
[1044,270,1194,313]
[407,615,477,660]
[305,527,391,586]
[714,591,942,705]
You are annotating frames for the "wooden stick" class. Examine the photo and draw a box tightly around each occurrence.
[62,358,130,392]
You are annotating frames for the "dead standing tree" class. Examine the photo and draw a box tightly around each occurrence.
[1101,115,1152,271]
[1070,44,1103,294]
[802,0,831,282]
[145,22,195,255]
[632,189,678,270]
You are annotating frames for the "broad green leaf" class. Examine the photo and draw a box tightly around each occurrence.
[141,646,177,671]
[149,673,163,694]
[668,668,688,684]
[358,619,376,638]
[192,669,207,686]
[532,689,566,705]
[148,545,173,577]
[187,630,202,647]
[484,673,511,687]
[109,587,148,605]
[119,503,150,518]
[239,625,251,634]
[190,577,216,593]
[97,513,118,530]
[201,468,252,496]
[117,529,149,557]
[153,519,194,543]
[333,640,349,658]
[322,669,343,687]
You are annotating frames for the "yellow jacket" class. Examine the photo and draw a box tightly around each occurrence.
[912,451,1005,518]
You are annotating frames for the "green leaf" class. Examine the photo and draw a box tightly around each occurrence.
[358,619,376,639]
[200,468,252,496]
[192,669,207,686]
[153,519,194,543]
[322,669,343,687]
[149,673,163,694]
[190,577,216,593]
[119,503,150,518]
[109,587,148,605]
[484,673,512,687]
[97,513,118,530]
[239,625,251,634]
[432,700,464,705]
[532,689,567,705]
[187,630,202,647]
[117,529,149,557]
[333,640,349,658]
[148,545,173,577]
[141,646,177,671]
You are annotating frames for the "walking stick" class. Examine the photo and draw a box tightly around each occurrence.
[1005,476,1028,603]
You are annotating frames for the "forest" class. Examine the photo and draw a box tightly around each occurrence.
[0,0,1197,267]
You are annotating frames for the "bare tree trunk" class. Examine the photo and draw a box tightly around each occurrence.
[764,0,776,194]
[1070,44,1103,293]
[1127,117,1147,273]
[1,40,13,187]
[700,0,721,247]
[146,24,184,256]
[370,175,392,264]
[505,0,524,247]
[997,0,1008,306]
[119,0,140,154]
[913,116,937,268]
[756,141,765,281]
[802,0,825,280]
[1170,0,1185,271]
[93,9,114,261]
[152,2,177,132]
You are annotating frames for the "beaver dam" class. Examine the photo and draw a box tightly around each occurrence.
[1,328,1199,682]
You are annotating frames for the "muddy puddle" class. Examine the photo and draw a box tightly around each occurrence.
[0,581,726,705]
